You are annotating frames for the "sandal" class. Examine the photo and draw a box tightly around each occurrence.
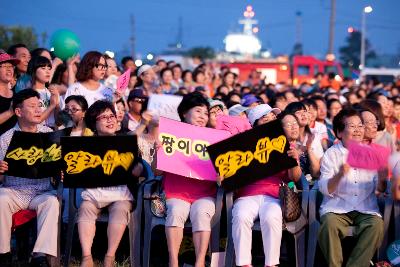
[103,255,115,267]
[80,255,93,267]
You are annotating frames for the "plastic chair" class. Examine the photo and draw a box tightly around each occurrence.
[306,181,393,267]
[11,177,63,266]
[224,174,309,267]
[63,160,153,267]
[141,177,224,267]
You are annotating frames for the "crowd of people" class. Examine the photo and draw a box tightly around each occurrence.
[0,44,399,267]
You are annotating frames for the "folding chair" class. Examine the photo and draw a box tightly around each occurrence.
[224,174,309,267]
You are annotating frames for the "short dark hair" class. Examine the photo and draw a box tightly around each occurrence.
[7,43,28,56]
[30,48,52,59]
[177,92,209,122]
[284,102,307,114]
[84,100,116,133]
[303,98,318,110]
[332,108,361,139]
[121,56,134,66]
[65,95,89,112]
[160,67,173,79]
[12,89,40,110]
[76,51,104,82]
[358,99,385,131]
[27,56,52,84]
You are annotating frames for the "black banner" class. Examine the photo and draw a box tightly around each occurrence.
[61,135,139,188]
[207,120,297,191]
[5,128,72,179]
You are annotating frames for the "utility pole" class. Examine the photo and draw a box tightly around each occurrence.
[130,14,136,58]
[176,16,183,49]
[295,11,302,45]
[327,0,336,60]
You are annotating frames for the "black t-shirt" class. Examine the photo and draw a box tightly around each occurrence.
[0,95,17,136]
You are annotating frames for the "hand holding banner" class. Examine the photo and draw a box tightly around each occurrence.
[347,141,390,170]
[116,69,131,93]
[207,120,297,191]
[5,128,72,179]
[62,135,139,188]
[157,117,230,181]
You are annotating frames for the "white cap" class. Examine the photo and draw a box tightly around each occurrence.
[228,104,248,116]
[137,64,152,77]
[247,104,281,126]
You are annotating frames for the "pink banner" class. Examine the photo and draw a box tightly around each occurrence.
[216,115,251,135]
[116,69,131,93]
[347,141,390,170]
[157,117,231,181]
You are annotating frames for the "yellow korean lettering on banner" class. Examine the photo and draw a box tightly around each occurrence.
[64,150,134,175]
[159,133,177,156]
[254,135,286,164]
[214,135,287,179]
[159,132,210,161]
[192,140,210,160]
[7,146,44,165]
[215,150,254,179]
[42,144,62,162]
[6,144,63,165]
[64,151,102,174]
[102,150,134,175]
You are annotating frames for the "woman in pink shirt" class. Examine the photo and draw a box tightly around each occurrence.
[232,107,302,267]
[163,92,216,267]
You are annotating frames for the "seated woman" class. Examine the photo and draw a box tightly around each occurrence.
[163,92,216,267]
[318,108,385,267]
[77,100,143,267]
[285,102,324,180]
[232,104,302,267]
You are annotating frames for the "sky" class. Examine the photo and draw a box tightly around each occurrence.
[1,0,399,60]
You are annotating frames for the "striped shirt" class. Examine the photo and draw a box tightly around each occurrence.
[0,124,53,205]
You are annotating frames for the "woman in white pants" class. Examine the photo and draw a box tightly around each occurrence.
[232,107,302,267]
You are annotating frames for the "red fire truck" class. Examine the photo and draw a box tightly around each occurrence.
[223,55,343,86]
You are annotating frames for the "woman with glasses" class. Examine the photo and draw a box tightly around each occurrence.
[231,105,302,267]
[317,108,385,267]
[285,102,324,180]
[64,95,91,136]
[63,51,114,109]
[360,99,396,153]
[77,100,143,267]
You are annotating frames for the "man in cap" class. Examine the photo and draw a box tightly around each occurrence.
[122,89,148,131]
[135,64,157,96]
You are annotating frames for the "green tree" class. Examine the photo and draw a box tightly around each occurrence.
[0,25,39,50]
[339,30,376,69]
[186,46,215,60]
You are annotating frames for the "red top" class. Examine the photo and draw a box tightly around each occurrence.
[236,170,288,199]
[163,172,217,203]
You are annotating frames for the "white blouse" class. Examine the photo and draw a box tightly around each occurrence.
[318,142,380,217]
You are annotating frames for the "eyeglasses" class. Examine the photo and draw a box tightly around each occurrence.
[64,107,82,114]
[0,64,14,70]
[363,120,380,127]
[283,121,299,129]
[96,114,116,122]
[345,123,364,131]
[94,63,108,70]
[134,98,146,103]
